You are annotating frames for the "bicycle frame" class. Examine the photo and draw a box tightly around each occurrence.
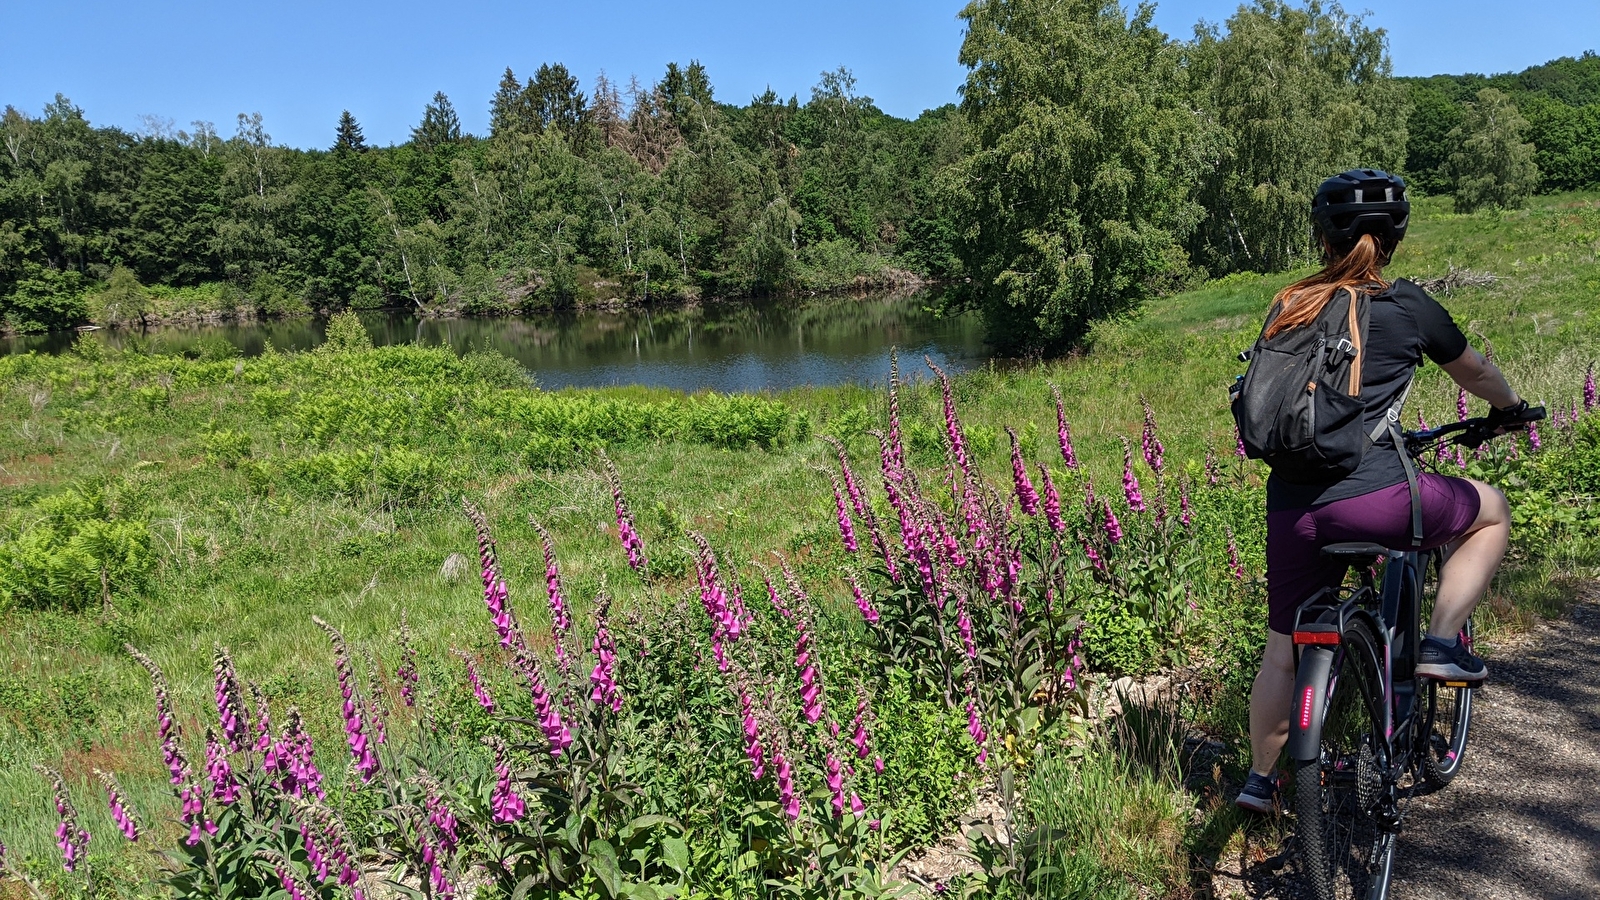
[1287,547,1436,796]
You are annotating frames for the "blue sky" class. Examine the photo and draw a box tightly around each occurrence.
[4,1,1597,150]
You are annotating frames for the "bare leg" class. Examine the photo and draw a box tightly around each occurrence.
[1429,479,1509,641]
[1249,629,1296,776]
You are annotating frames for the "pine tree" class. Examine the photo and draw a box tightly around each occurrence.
[1447,88,1540,212]
[412,91,462,150]
[333,110,366,152]
[489,67,525,138]
[527,63,588,137]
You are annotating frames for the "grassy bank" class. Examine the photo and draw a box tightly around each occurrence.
[1,194,1597,898]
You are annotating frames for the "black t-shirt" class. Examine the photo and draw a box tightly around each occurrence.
[1265,278,1470,512]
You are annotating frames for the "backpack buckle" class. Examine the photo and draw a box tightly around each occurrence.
[1333,338,1356,359]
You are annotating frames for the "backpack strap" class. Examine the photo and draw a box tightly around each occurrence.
[1369,375,1423,546]
[1345,286,1365,397]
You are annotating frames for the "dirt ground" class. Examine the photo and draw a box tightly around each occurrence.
[1209,587,1600,900]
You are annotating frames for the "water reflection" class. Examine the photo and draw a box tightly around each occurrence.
[1,292,989,392]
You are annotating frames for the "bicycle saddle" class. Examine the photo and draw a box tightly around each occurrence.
[1320,542,1392,561]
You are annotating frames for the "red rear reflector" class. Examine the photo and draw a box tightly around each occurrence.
[1294,631,1341,645]
[1299,685,1316,729]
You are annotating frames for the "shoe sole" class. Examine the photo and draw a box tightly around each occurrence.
[1235,795,1276,814]
[1415,662,1487,683]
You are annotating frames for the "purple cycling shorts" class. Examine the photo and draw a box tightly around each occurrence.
[1265,475,1482,635]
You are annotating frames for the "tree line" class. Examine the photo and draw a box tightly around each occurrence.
[2,0,1595,353]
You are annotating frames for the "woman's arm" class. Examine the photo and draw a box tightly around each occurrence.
[1440,347,1521,410]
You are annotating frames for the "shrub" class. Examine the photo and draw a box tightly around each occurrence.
[0,486,155,611]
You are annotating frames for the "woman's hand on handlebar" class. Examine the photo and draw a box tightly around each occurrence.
[1484,399,1543,434]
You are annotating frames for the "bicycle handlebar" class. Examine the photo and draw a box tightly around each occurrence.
[1403,406,1546,458]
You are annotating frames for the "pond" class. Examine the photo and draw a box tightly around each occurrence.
[0,291,990,392]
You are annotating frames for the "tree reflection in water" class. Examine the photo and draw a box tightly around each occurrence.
[4,291,988,392]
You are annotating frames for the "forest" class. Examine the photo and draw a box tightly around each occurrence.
[1,1,1597,352]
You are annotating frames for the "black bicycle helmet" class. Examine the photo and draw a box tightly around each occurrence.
[1311,168,1409,256]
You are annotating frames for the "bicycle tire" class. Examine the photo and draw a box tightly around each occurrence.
[1297,617,1390,900]
[1417,554,1475,789]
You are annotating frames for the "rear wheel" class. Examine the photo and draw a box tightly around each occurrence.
[1297,619,1391,900]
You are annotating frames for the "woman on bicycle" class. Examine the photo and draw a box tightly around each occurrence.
[1235,169,1530,813]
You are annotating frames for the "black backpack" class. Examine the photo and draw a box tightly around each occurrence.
[1230,286,1375,485]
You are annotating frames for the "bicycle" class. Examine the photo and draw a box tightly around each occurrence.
[1286,408,1544,900]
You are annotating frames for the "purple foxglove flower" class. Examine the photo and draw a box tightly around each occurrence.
[851,694,872,760]
[97,770,139,842]
[1204,446,1220,487]
[532,522,573,665]
[1007,427,1041,515]
[850,792,866,817]
[955,594,977,659]
[1082,540,1105,572]
[825,436,871,520]
[517,653,573,756]
[1120,439,1146,513]
[38,767,90,872]
[1458,387,1469,422]
[396,613,420,708]
[830,473,859,553]
[1101,500,1123,545]
[489,742,525,823]
[1141,400,1165,476]
[1528,421,1542,451]
[927,357,973,481]
[775,752,800,822]
[314,618,381,784]
[1038,465,1065,534]
[252,684,272,753]
[129,646,188,786]
[426,791,461,853]
[260,851,314,900]
[213,647,247,754]
[1586,363,1596,412]
[589,595,623,714]
[601,453,650,577]
[826,754,846,818]
[965,701,988,765]
[795,622,824,724]
[1235,426,1247,459]
[274,708,325,800]
[739,692,766,780]
[1226,528,1246,582]
[873,755,885,774]
[887,351,908,473]
[1179,481,1192,528]
[456,651,495,713]
[847,572,880,625]
[205,729,241,804]
[1051,385,1079,469]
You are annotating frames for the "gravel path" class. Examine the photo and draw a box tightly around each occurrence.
[1390,590,1600,900]
[1209,588,1600,900]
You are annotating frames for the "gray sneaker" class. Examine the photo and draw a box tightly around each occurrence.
[1235,771,1280,814]
[1415,635,1487,684]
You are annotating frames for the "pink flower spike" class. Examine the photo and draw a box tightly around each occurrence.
[1226,528,1246,582]
[847,572,879,625]
[98,770,140,842]
[830,473,859,553]
[1101,500,1123,545]
[775,753,800,822]
[1586,363,1596,412]
[1007,427,1040,516]
[1120,438,1146,513]
[1457,387,1469,422]
[1051,385,1079,469]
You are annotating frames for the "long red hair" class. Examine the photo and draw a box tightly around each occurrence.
[1265,234,1391,339]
